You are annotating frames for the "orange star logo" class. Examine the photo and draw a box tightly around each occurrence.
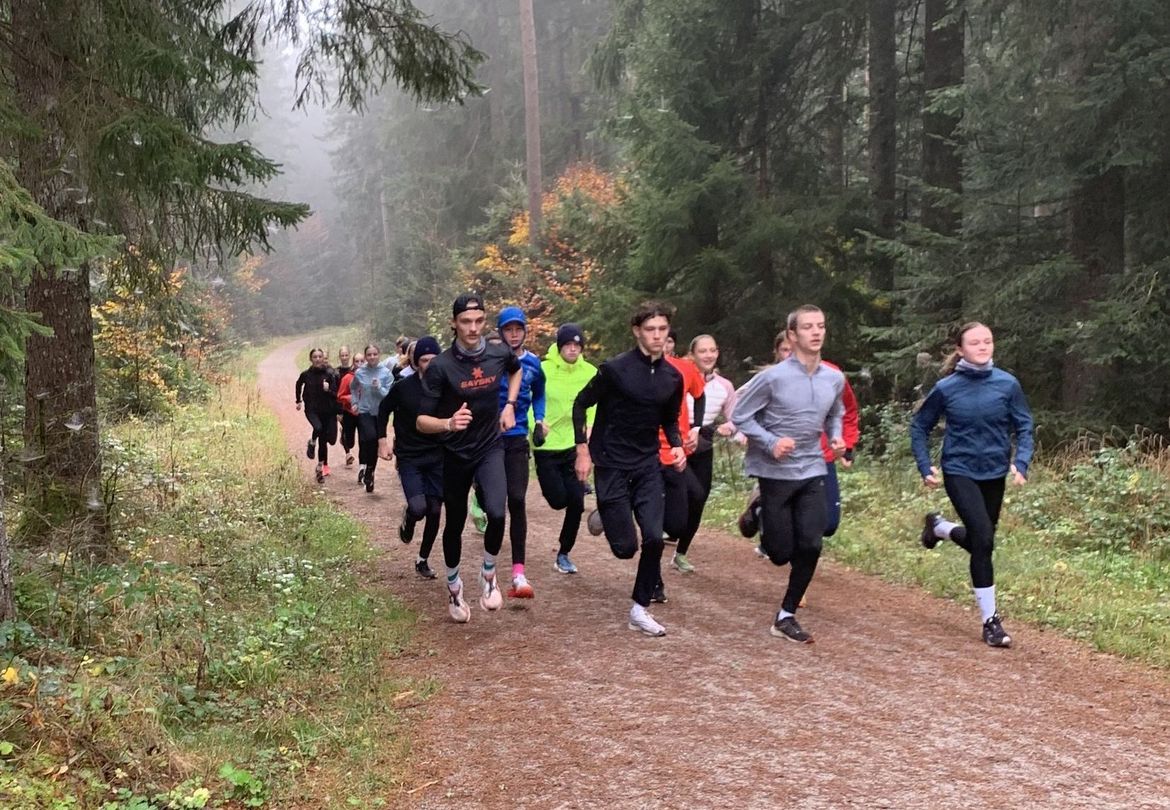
[472,366,484,380]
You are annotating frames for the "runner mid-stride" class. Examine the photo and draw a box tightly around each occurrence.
[573,301,684,637]
[418,294,522,623]
[295,347,339,484]
[731,305,845,644]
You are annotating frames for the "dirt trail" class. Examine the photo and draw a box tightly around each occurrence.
[260,338,1170,809]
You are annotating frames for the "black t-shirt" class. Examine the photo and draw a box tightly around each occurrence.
[376,374,442,465]
[420,341,521,460]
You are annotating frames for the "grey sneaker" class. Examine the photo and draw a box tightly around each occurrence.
[982,614,1012,648]
[770,615,813,643]
[671,553,695,573]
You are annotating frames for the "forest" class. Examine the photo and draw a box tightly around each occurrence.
[2,0,1169,805]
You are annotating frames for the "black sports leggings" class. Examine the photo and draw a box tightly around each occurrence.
[305,409,337,464]
[594,463,666,608]
[473,435,530,566]
[534,449,586,555]
[340,411,357,453]
[758,476,827,613]
[943,475,1005,590]
[442,446,507,570]
[662,463,706,554]
[356,413,379,473]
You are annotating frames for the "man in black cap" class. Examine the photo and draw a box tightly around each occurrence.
[377,336,444,580]
[572,301,685,637]
[418,294,522,623]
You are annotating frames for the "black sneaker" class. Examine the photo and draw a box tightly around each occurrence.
[415,560,437,579]
[357,466,366,485]
[306,440,315,460]
[921,512,944,549]
[738,493,761,538]
[651,582,668,604]
[315,463,324,484]
[398,514,415,544]
[365,473,375,493]
[770,615,813,643]
[982,614,1012,648]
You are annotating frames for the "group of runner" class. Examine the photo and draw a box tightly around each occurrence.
[294,295,1034,648]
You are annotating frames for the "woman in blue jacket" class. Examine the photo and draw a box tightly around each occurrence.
[910,322,1034,648]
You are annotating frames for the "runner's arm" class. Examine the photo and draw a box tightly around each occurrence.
[909,385,946,478]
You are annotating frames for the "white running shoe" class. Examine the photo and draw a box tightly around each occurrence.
[628,603,666,637]
[447,580,471,623]
[479,569,503,611]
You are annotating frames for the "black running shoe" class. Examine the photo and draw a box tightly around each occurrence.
[357,466,366,485]
[738,493,761,538]
[306,440,315,460]
[982,614,1012,648]
[651,582,668,604]
[315,463,324,484]
[770,615,813,643]
[415,560,437,579]
[921,512,943,549]
[398,514,415,544]
[365,473,375,493]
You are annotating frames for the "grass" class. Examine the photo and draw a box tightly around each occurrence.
[0,338,425,808]
[704,440,1170,671]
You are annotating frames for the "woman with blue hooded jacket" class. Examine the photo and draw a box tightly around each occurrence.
[910,322,1034,648]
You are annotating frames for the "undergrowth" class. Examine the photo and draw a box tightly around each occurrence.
[0,342,425,808]
[704,430,1170,669]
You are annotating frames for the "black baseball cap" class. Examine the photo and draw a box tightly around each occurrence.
[452,293,485,317]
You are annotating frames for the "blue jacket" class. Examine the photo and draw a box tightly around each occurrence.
[500,349,546,438]
[352,363,394,416]
[910,365,1035,480]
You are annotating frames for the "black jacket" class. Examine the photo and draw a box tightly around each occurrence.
[295,366,339,414]
[572,348,683,469]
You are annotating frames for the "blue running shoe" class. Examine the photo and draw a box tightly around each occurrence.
[554,553,578,574]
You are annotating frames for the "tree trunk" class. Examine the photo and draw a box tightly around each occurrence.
[825,14,849,190]
[519,0,543,246]
[485,0,508,147]
[12,0,105,539]
[0,464,14,621]
[1062,166,1125,410]
[867,0,897,287]
[921,0,964,235]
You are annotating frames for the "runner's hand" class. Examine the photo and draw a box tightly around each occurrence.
[295,402,301,411]
[829,437,846,459]
[575,445,593,482]
[669,446,687,471]
[716,422,736,437]
[684,427,700,454]
[499,402,516,432]
[771,436,796,459]
[923,466,941,489]
[1010,464,1027,486]
[450,402,473,431]
[537,420,549,438]
[378,438,394,460]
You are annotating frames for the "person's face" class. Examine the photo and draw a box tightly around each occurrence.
[364,347,380,366]
[774,339,792,362]
[559,342,581,364]
[664,336,676,356]
[501,322,526,350]
[958,325,994,365]
[453,309,486,346]
[633,316,670,357]
[338,349,351,367]
[310,350,326,368]
[790,311,825,355]
[691,337,719,373]
[417,353,436,375]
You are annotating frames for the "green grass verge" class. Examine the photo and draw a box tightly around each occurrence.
[1,338,425,808]
[704,445,1170,671]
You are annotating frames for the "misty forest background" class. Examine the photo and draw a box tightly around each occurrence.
[2,0,1170,806]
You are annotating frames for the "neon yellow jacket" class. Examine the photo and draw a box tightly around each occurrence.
[539,345,597,451]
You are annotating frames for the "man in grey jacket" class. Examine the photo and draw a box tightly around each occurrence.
[731,305,846,643]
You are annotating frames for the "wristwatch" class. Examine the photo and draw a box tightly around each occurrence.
[506,400,518,407]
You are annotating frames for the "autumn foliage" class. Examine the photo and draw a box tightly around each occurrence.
[463,164,623,351]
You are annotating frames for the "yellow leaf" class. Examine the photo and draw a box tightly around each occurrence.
[2,667,19,687]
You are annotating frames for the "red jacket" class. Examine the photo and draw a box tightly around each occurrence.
[820,360,859,462]
[337,370,358,416]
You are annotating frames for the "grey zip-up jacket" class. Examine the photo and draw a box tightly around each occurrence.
[731,356,845,480]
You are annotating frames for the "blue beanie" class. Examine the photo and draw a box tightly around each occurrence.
[497,306,527,330]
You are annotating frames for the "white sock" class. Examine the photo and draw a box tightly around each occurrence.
[482,552,496,575]
[416,555,426,565]
[630,601,645,617]
[934,518,959,539]
[974,586,997,622]
[777,609,795,621]
[446,568,460,591]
